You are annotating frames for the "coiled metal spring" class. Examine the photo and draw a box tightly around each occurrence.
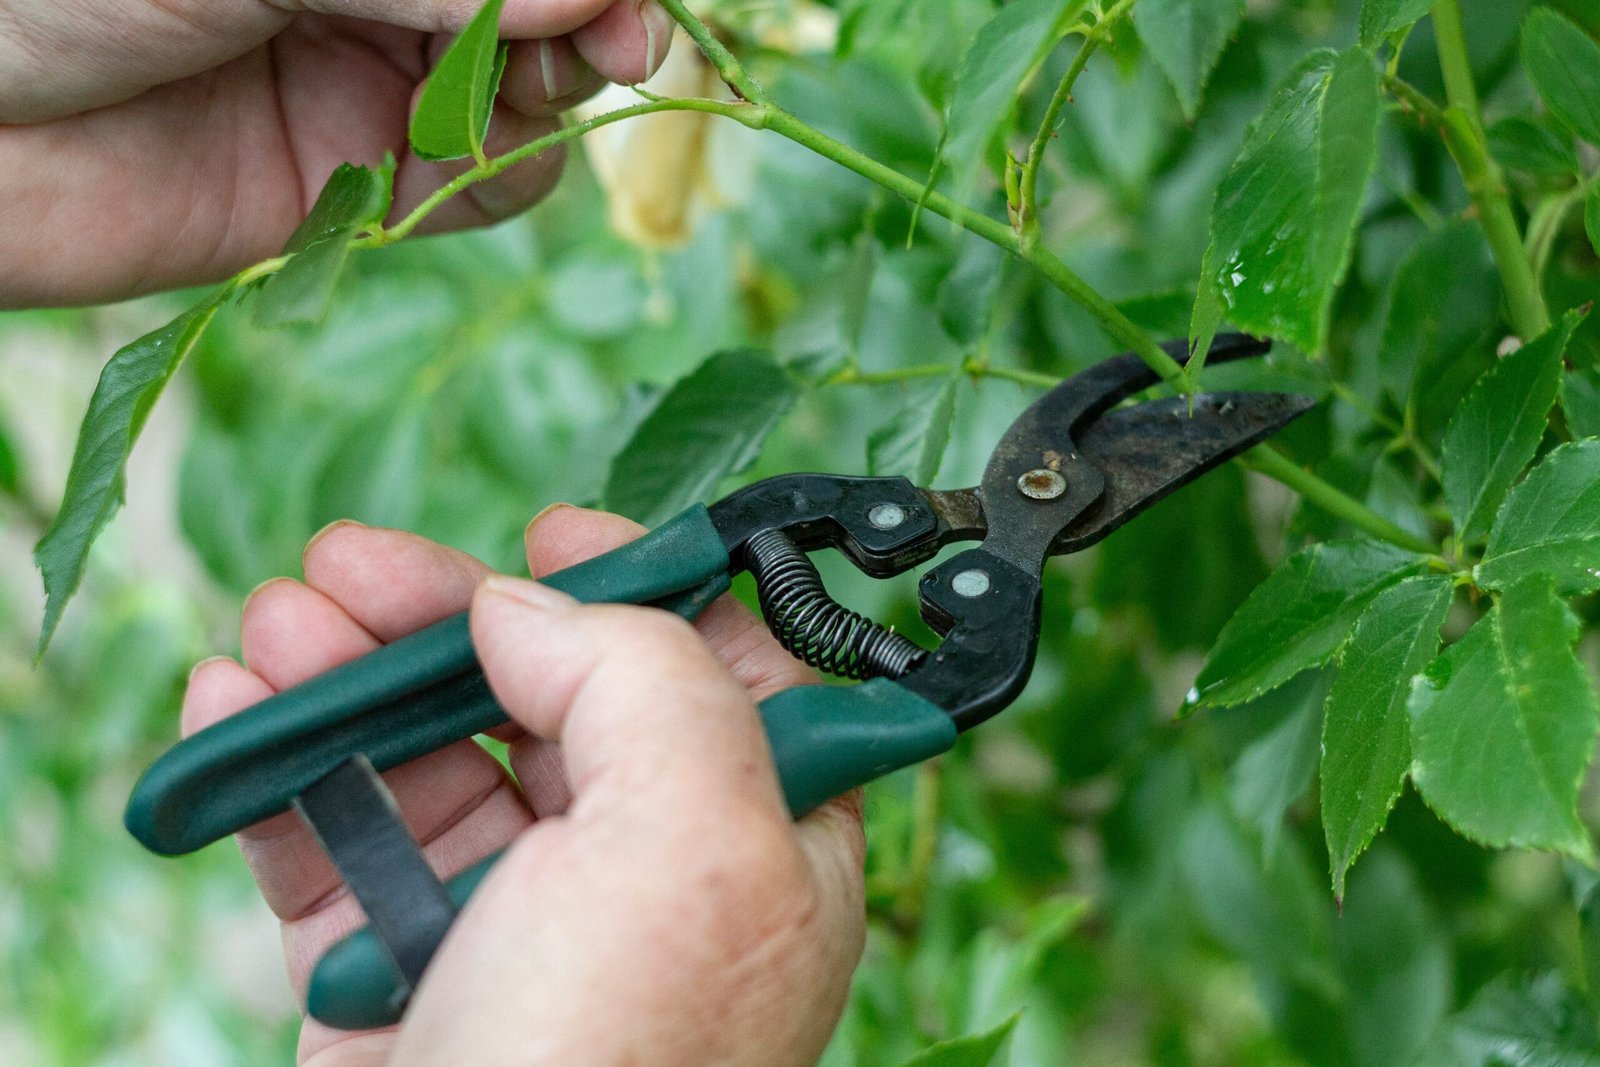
[744,528,927,680]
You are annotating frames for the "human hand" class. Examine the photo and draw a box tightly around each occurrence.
[0,1,673,309]
[180,505,866,1066]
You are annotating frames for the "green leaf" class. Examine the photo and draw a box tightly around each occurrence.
[1358,0,1434,51]
[1523,7,1600,147]
[1566,365,1600,438]
[1444,974,1600,1065]
[1336,848,1453,1067]
[409,0,508,161]
[1202,48,1380,354]
[255,160,394,328]
[1137,0,1244,118]
[1486,116,1581,176]
[1441,310,1583,542]
[1588,184,1600,257]
[1228,677,1324,859]
[895,1014,1019,1067]
[1408,575,1599,857]
[923,0,1083,204]
[954,895,1089,1032]
[937,238,1005,346]
[0,407,21,498]
[1178,799,1331,978]
[1184,250,1226,392]
[604,350,802,528]
[34,287,234,655]
[1320,576,1453,900]
[866,375,961,486]
[1193,539,1425,708]
[1476,440,1600,596]
[1376,221,1498,418]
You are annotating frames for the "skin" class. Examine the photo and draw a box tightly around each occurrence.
[182,505,867,1066]
[0,0,676,308]
[7,10,865,1059]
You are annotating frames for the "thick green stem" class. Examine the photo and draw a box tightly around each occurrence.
[1239,445,1438,554]
[1018,0,1137,245]
[653,0,769,104]
[757,109,1186,387]
[373,98,744,244]
[1429,1,1551,340]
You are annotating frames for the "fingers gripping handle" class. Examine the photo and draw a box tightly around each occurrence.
[306,679,956,1030]
[124,505,732,857]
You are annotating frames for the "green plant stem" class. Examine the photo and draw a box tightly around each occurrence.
[653,0,770,104]
[1017,0,1137,245]
[371,97,743,244]
[1527,174,1600,282]
[1428,0,1551,341]
[756,108,1187,387]
[1238,445,1438,554]
[234,256,289,287]
[826,358,1064,391]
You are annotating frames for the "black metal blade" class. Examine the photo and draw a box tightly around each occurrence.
[973,334,1273,571]
[1051,391,1316,553]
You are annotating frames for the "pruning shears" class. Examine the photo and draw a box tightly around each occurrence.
[124,334,1311,1030]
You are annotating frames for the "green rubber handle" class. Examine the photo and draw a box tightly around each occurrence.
[307,678,955,1030]
[125,505,731,856]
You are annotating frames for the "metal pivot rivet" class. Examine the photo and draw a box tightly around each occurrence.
[951,569,991,598]
[868,503,906,530]
[1017,468,1067,501]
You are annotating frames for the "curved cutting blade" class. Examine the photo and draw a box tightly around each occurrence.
[1051,390,1316,553]
[973,333,1297,570]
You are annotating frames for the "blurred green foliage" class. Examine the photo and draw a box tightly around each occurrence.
[4,0,1600,1064]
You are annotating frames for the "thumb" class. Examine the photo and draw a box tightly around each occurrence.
[0,0,634,124]
[469,575,791,821]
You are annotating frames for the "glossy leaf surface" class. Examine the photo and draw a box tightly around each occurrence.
[1358,0,1434,51]
[1193,539,1424,707]
[895,1014,1019,1067]
[409,0,508,161]
[1486,116,1581,176]
[1136,0,1244,118]
[34,287,233,654]
[604,350,801,527]
[1523,8,1600,147]
[1476,440,1600,595]
[1441,311,1581,542]
[924,0,1082,203]
[255,161,393,328]
[1409,576,1599,856]
[866,375,961,486]
[1202,48,1380,353]
[1320,576,1452,899]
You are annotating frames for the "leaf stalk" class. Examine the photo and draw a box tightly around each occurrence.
[1427,0,1552,341]
[1017,0,1138,247]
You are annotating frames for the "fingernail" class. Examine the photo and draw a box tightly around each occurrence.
[524,502,575,542]
[244,575,295,607]
[188,655,234,685]
[304,518,365,561]
[482,574,570,611]
[537,38,569,102]
[639,1,670,82]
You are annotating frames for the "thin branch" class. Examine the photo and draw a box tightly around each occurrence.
[1017,0,1138,245]
[1238,445,1439,554]
[1427,1,1551,340]
[653,0,770,103]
